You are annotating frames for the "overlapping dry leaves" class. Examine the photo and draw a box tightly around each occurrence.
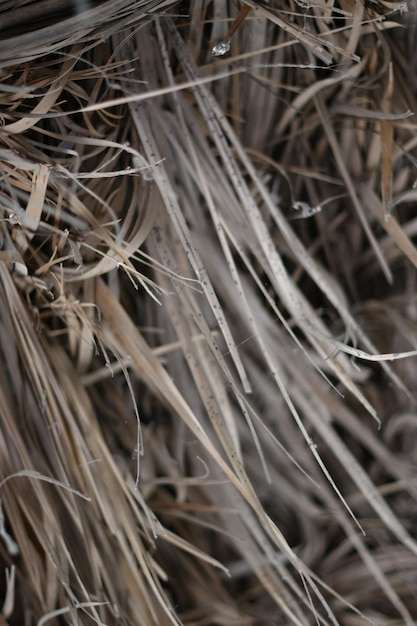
[1,1,417,624]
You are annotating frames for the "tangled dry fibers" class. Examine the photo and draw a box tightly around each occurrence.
[1,0,417,624]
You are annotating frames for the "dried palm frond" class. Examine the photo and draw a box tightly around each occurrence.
[1,0,417,624]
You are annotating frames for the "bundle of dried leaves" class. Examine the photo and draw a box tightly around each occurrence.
[1,0,417,624]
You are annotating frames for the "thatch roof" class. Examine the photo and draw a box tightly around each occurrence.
[1,1,417,624]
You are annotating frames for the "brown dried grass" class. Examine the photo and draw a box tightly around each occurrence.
[1,0,417,624]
